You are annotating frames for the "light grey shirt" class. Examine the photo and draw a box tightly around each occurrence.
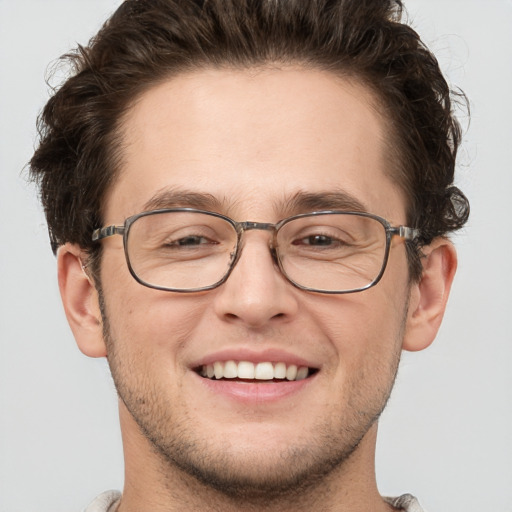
[83,490,427,511]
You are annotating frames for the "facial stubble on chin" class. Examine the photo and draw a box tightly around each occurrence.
[97,286,406,504]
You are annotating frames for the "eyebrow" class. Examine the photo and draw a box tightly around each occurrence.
[281,190,368,216]
[142,187,225,212]
[141,187,368,218]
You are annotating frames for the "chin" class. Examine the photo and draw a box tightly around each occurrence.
[157,436,360,500]
[135,407,377,502]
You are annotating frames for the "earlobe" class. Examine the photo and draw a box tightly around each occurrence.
[402,238,458,352]
[57,244,107,358]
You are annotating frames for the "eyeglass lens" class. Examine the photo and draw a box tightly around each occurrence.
[125,211,388,293]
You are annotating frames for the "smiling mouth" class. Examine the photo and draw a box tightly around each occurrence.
[195,361,318,382]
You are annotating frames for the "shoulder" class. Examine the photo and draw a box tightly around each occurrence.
[384,494,427,512]
[82,490,122,512]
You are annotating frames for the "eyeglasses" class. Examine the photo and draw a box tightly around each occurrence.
[92,208,419,294]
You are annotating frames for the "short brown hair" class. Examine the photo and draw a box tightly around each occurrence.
[29,0,469,280]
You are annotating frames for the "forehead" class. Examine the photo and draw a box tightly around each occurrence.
[106,67,405,222]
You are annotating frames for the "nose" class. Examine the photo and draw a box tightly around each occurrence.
[212,231,300,328]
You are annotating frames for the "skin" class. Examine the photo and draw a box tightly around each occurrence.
[58,67,457,512]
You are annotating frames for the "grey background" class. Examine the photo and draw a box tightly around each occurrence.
[1,0,511,510]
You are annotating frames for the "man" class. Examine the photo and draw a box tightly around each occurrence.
[29,0,469,510]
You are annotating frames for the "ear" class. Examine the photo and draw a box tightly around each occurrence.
[57,243,107,358]
[402,238,457,352]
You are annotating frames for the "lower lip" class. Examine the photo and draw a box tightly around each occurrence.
[196,374,316,403]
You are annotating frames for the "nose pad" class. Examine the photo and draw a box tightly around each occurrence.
[212,233,299,327]
[233,235,279,264]
[226,226,280,279]
[269,245,278,263]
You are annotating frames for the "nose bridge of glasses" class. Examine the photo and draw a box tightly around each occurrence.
[239,221,276,232]
[239,221,279,248]
[234,221,279,265]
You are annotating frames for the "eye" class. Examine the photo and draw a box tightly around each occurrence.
[292,232,350,248]
[296,234,338,247]
[169,235,214,247]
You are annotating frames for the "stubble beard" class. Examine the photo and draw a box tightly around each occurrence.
[98,288,405,505]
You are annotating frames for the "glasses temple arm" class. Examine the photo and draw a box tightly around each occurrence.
[92,225,125,241]
[389,226,420,241]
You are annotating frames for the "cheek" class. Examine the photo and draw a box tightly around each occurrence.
[313,291,406,347]
[306,275,409,375]
[108,292,209,351]
[99,252,209,359]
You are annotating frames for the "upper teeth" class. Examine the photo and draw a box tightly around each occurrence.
[200,361,310,381]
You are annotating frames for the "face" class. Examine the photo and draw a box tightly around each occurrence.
[98,67,413,496]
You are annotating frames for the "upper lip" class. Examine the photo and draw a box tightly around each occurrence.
[190,347,321,370]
